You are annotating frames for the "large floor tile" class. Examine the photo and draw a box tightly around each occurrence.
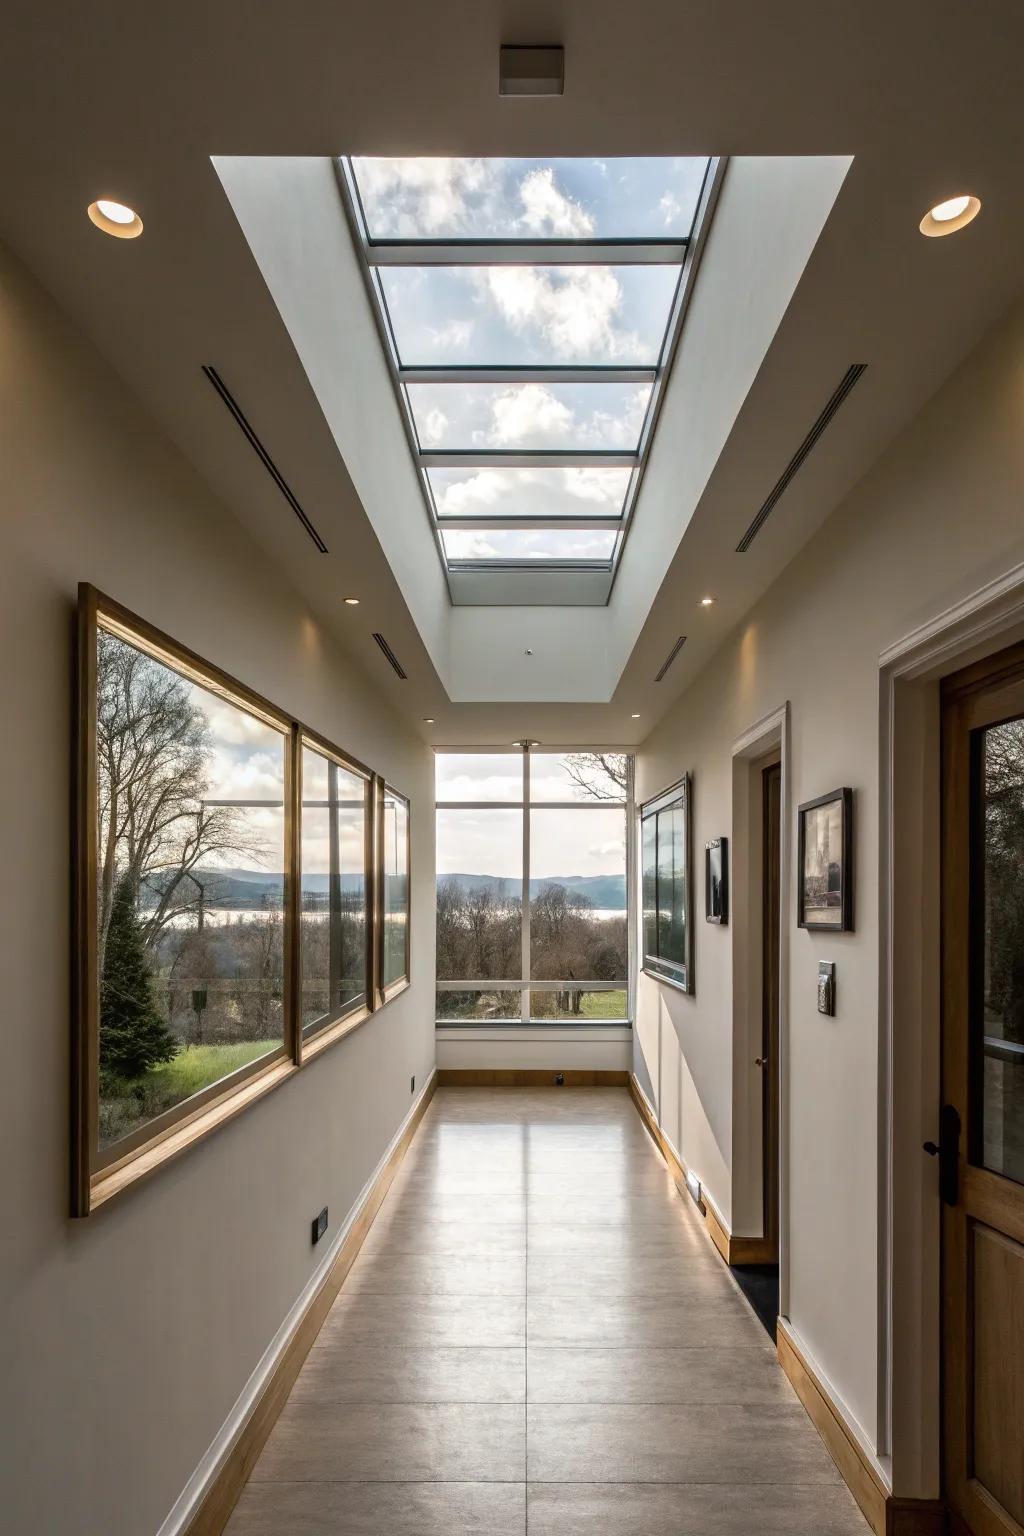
[527,1249,732,1295]
[227,1481,526,1536]
[527,1292,766,1348]
[526,1345,782,1404]
[345,1248,526,1295]
[526,1402,843,1484]
[320,1291,525,1348]
[380,1190,526,1224]
[359,1217,526,1258]
[527,1191,693,1224]
[526,1222,708,1259]
[526,1482,868,1534]
[253,1401,525,1482]
[292,1344,526,1403]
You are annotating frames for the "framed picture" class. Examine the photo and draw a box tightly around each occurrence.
[640,774,694,993]
[705,838,728,924]
[798,788,853,931]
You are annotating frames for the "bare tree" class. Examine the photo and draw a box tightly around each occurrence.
[97,632,264,967]
[561,752,628,801]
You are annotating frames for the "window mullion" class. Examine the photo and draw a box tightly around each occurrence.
[521,746,531,1024]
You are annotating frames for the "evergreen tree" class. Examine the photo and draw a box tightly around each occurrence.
[100,876,178,1079]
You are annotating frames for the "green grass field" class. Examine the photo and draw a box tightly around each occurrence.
[576,989,628,1019]
[99,1040,278,1147]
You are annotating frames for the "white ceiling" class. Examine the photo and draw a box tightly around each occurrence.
[1,0,1022,744]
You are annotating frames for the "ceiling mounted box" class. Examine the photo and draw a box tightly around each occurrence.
[498,45,564,96]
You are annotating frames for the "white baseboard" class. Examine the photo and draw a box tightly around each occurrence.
[155,1068,437,1536]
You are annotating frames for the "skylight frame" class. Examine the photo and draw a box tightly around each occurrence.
[335,156,724,595]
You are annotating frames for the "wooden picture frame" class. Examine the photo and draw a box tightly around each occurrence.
[705,837,728,924]
[797,787,853,931]
[640,773,694,994]
[73,584,409,1213]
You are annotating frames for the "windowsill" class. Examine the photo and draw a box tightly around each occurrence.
[303,1002,372,1064]
[436,1020,632,1035]
[89,1056,298,1212]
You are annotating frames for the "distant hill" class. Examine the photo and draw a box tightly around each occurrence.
[139,867,626,912]
[437,871,626,910]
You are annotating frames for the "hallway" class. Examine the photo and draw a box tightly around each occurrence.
[226,1087,868,1534]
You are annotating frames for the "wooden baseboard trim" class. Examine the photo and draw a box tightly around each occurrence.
[628,1074,775,1265]
[181,1070,437,1536]
[777,1319,945,1536]
[436,1068,629,1087]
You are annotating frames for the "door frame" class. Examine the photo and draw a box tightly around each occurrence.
[730,704,790,1299]
[879,560,1024,1498]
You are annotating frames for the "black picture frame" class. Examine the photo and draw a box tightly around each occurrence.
[797,787,853,931]
[705,838,728,924]
[640,773,694,994]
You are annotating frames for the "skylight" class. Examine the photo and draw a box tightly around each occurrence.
[338,156,715,599]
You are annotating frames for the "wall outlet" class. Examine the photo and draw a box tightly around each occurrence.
[685,1169,702,1207]
[410,1074,415,1094]
[311,1206,328,1245]
[555,1072,565,1086]
[818,961,836,1017]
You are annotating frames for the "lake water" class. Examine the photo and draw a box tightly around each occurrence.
[162,905,626,928]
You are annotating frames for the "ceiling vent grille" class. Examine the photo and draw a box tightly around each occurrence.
[372,633,408,679]
[654,635,687,682]
[203,366,328,554]
[736,363,867,553]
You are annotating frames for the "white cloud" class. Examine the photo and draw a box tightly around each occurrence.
[432,465,628,520]
[420,406,450,445]
[517,167,594,237]
[428,318,473,353]
[477,265,643,362]
[352,156,498,236]
[484,383,574,447]
[658,191,683,227]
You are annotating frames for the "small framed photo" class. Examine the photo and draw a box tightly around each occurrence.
[798,788,853,931]
[705,838,728,924]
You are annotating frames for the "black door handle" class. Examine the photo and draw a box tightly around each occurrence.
[923,1104,960,1206]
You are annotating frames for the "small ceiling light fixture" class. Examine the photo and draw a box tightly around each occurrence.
[631,713,641,719]
[423,717,435,724]
[700,595,716,607]
[919,194,981,238]
[343,596,360,605]
[87,198,144,239]
[499,44,564,96]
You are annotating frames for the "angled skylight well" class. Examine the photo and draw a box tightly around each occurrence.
[337,156,717,603]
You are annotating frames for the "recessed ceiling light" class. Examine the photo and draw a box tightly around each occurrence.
[343,596,360,605]
[919,194,981,238]
[631,713,641,719]
[87,198,143,239]
[423,717,435,724]
[700,595,715,607]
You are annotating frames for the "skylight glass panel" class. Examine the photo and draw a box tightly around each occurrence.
[379,265,681,367]
[351,157,708,240]
[340,153,715,596]
[408,381,651,452]
[428,466,631,521]
[441,527,618,563]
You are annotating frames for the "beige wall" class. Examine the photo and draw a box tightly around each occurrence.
[0,243,435,1536]
[634,294,1024,1478]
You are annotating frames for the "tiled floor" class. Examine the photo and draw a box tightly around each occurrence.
[226,1087,869,1535]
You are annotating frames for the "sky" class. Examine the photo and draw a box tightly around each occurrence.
[347,156,709,559]
[435,753,627,879]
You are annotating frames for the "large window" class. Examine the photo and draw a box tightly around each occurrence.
[640,776,693,992]
[380,784,410,992]
[337,156,717,603]
[435,748,631,1022]
[74,587,412,1213]
[299,739,370,1034]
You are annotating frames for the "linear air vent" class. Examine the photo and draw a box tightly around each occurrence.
[736,364,868,553]
[202,366,328,554]
[655,635,687,683]
[372,633,408,680]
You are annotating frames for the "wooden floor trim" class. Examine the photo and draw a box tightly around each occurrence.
[777,1319,945,1536]
[437,1068,629,1087]
[181,1070,437,1536]
[628,1073,773,1263]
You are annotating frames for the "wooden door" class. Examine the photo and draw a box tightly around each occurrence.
[762,761,782,1259]
[941,642,1024,1536]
